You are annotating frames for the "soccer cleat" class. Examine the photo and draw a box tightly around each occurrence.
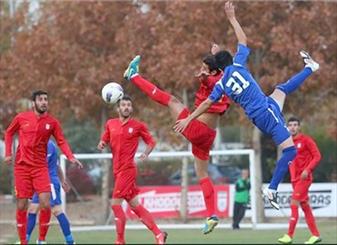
[202,215,219,234]
[300,50,319,72]
[115,239,125,245]
[155,231,168,245]
[278,234,293,244]
[262,188,280,210]
[36,240,47,244]
[124,55,141,81]
[304,236,322,244]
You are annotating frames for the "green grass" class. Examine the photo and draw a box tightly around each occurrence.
[9,221,337,244]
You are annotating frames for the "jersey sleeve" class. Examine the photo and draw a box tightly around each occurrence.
[139,123,156,148]
[52,120,75,161]
[305,136,321,172]
[4,115,20,157]
[208,80,225,102]
[101,121,110,143]
[233,44,250,67]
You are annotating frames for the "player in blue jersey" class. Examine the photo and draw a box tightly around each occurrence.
[26,140,75,244]
[174,1,319,210]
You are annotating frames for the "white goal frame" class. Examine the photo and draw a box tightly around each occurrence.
[60,149,257,228]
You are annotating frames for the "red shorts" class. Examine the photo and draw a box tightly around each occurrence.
[14,163,51,199]
[113,168,139,201]
[178,108,216,160]
[291,179,312,202]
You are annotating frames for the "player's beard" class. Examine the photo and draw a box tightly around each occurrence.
[121,109,131,119]
[35,105,48,114]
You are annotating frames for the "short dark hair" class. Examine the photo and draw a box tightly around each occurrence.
[288,116,301,125]
[117,94,132,106]
[215,50,233,71]
[31,90,48,101]
[203,55,219,73]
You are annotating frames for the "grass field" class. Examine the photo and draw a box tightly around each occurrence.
[8,220,337,244]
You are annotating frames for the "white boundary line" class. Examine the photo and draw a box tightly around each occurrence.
[71,223,307,232]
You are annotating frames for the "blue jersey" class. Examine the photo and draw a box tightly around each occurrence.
[47,140,59,183]
[209,44,269,119]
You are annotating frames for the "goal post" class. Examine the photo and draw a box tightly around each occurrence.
[60,149,257,228]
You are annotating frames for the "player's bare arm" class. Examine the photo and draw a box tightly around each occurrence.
[97,140,107,151]
[139,144,155,162]
[174,98,213,133]
[69,158,83,169]
[225,1,247,46]
[57,165,70,192]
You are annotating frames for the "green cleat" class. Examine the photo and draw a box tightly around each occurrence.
[123,55,141,81]
[304,236,322,244]
[278,234,293,244]
[202,215,219,235]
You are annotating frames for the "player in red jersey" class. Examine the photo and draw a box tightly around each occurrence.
[124,49,232,234]
[278,117,322,245]
[4,90,83,244]
[97,95,167,245]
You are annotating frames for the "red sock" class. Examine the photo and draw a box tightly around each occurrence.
[301,202,320,237]
[287,204,299,237]
[199,177,215,217]
[131,205,161,236]
[38,208,51,241]
[16,209,27,244]
[111,205,126,242]
[131,75,171,106]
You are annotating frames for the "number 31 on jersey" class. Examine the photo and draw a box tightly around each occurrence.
[226,71,250,95]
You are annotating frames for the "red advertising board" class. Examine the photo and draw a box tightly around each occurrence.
[125,185,229,219]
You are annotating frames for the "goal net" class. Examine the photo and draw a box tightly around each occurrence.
[60,149,260,231]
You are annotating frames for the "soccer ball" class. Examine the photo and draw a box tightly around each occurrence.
[101,82,124,104]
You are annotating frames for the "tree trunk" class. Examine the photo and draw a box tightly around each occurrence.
[252,126,265,223]
[180,89,189,222]
[100,107,111,224]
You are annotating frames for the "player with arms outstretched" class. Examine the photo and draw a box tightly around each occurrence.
[124,50,231,233]
[174,1,319,210]
[97,95,167,244]
[4,90,83,244]
[278,117,321,244]
[26,140,75,245]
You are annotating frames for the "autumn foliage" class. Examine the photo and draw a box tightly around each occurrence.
[0,1,336,141]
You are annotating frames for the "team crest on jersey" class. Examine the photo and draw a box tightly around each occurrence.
[297,143,302,148]
[128,127,134,134]
[45,124,50,130]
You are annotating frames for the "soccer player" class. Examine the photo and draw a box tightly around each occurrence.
[26,140,75,245]
[123,49,232,233]
[278,117,321,244]
[4,90,83,244]
[97,95,167,244]
[173,1,319,210]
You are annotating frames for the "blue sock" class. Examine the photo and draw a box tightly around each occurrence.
[26,213,37,242]
[269,146,297,190]
[276,68,312,95]
[56,213,74,244]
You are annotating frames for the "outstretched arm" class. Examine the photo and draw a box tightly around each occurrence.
[173,98,213,133]
[225,1,247,46]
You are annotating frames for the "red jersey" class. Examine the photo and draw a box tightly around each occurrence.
[5,111,75,167]
[289,133,321,182]
[194,72,231,114]
[101,118,156,175]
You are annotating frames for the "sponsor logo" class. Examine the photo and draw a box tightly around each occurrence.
[261,189,332,209]
[45,124,50,130]
[128,128,133,133]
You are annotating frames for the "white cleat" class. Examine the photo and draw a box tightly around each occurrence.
[262,188,280,210]
[300,50,319,72]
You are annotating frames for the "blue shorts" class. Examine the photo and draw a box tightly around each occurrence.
[253,97,290,145]
[31,180,62,207]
